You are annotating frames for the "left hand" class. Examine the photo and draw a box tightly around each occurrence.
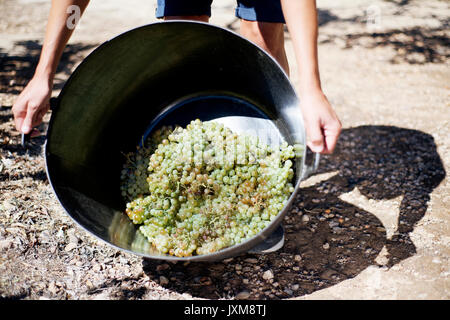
[299,89,342,154]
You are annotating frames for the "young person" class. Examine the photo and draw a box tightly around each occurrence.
[12,0,341,154]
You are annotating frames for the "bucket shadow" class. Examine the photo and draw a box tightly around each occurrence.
[142,125,445,299]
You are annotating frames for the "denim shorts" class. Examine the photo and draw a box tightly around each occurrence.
[155,0,285,23]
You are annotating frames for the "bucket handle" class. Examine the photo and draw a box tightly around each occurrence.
[301,150,320,181]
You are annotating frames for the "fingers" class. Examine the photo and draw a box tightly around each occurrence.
[33,102,50,126]
[12,100,48,134]
[322,120,342,154]
[306,119,325,153]
[306,117,342,155]
[20,103,36,134]
[12,97,27,133]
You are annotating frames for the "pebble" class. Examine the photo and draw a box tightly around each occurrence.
[85,279,93,288]
[48,281,58,295]
[294,255,302,262]
[332,227,344,233]
[1,158,14,169]
[235,291,250,300]
[323,243,330,250]
[156,263,170,272]
[262,270,274,280]
[0,239,13,250]
[244,258,258,264]
[302,214,310,222]
[92,264,102,272]
[284,288,293,295]
[159,276,169,286]
[329,221,339,228]
[64,242,77,252]
[291,284,299,291]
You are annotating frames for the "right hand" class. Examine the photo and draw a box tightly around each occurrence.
[12,74,52,134]
[299,88,342,154]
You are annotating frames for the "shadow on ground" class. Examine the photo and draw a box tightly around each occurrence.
[329,27,450,64]
[142,126,445,299]
[0,40,97,97]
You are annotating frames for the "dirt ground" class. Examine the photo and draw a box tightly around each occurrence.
[0,0,449,300]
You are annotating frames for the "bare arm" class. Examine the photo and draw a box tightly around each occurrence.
[281,0,341,154]
[12,0,90,134]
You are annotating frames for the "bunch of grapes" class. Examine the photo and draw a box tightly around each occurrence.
[120,119,301,257]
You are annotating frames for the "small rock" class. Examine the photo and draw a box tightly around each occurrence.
[302,215,310,222]
[92,264,102,272]
[1,158,14,169]
[159,276,169,286]
[85,279,93,288]
[284,288,293,295]
[332,227,344,233]
[322,243,330,250]
[1,200,14,212]
[262,270,274,280]
[244,258,258,264]
[64,242,77,252]
[223,258,234,263]
[48,281,58,295]
[235,264,242,271]
[200,276,212,285]
[235,291,250,300]
[291,284,299,291]
[92,292,110,300]
[0,239,13,250]
[156,263,170,272]
[294,255,302,262]
[329,221,339,228]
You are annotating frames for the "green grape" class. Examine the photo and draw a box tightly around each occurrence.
[120,119,301,257]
